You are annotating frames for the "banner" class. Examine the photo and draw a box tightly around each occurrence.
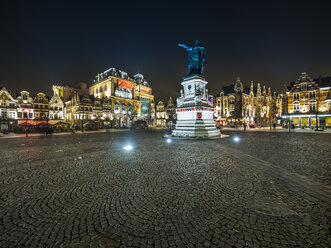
[118,79,133,90]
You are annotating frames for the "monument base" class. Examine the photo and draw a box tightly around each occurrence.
[172,106,220,138]
[172,75,220,138]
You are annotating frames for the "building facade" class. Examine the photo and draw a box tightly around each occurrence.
[165,97,176,128]
[156,101,166,127]
[282,72,331,128]
[215,78,281,127]
[0,88,17,131]
[89,68,155,128]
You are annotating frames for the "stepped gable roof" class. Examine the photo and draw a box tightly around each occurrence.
[287,74,331,91]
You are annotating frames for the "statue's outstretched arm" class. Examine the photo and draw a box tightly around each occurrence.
[178,44,192,51]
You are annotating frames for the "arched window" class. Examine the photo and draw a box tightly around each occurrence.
[128,104,132,115]
[115,88,132,99]
[96,88,98,94]
[115,102,119,113]
[122,104,126,114]
[104,84,107,91]
[99,86,103,93]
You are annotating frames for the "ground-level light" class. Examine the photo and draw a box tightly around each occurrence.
[166,138,172,143]
[233,136,240,142]
[123,145,133,151]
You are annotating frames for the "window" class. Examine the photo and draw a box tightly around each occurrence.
[301,83,307,90]
[18,112,22,118]
[128,104,132,115]
[23,95,28,100]
[28,113,33,118]
[293,93,300,100]
[309,102,316,111]
[104,84,107,91]
[309,91,316,99]
[294,103,300,112]
[122,104,126,114]
[141,97,149,116]
[115,102,119,113]
[99,86,103,93]
[115,88,132,99]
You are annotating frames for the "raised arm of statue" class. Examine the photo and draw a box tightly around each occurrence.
[178,44,192,51]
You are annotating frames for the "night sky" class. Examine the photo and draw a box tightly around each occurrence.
[1,0,331,102]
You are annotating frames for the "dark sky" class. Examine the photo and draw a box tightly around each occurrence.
[1,0,331,102]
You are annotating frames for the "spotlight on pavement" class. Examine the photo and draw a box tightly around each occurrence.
[233,136,240,142]
[166,138,172,143]
[123,145,133,151]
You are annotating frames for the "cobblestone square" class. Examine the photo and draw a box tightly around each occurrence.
[0,131,330,247]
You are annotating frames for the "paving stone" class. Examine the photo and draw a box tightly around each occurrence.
[0,131,329,247]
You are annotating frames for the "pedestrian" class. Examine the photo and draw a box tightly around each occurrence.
[273,123,276,130]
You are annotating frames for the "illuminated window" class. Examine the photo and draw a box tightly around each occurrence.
[301,83,307,90]
[115,88,132,99]
[141,97,149,116]
[294,103,300,112]
[309,102,316,111]
[309,91,316,99]
[122,104,126,114]
[115,102,119,113]
[128,104,132,115]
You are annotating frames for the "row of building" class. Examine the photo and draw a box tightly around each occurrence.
[0,68,155,132]
[155,72,331,129]
[1,71,330,132]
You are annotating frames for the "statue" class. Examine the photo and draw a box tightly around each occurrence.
[178,40,206,76]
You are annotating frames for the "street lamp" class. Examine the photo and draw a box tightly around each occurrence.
[22,108,29,137]
[315,89,319,131]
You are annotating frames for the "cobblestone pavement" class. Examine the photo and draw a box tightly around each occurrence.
[0,131,330,247]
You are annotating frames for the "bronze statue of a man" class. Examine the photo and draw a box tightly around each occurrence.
[178,40,206,76]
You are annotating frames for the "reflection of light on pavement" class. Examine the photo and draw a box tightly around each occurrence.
[166,138,172,143]
[233,136,240,142]
[123,145,133,151]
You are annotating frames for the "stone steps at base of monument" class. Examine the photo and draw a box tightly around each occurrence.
[174,126,218,131]
[172,129,220,138]
[175,120,217,127]
[172,129,220,134]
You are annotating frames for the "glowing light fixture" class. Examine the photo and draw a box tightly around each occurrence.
[123,145,133,151]
[166,138,172,143]
[233,136,240,142]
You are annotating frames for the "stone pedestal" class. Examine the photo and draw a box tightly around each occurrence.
[172,75,220,138]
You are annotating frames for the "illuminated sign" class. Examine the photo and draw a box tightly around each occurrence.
[118,79,133,90]
[140,88,150,94]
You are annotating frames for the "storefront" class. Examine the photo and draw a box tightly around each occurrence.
[281,114,331,129]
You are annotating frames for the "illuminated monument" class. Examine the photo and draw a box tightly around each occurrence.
[172,40,220,138]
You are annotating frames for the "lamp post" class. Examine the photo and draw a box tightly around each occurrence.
[315,89,319,131]
[23,108,29,137]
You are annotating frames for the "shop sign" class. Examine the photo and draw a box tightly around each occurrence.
[118,79,133,90]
